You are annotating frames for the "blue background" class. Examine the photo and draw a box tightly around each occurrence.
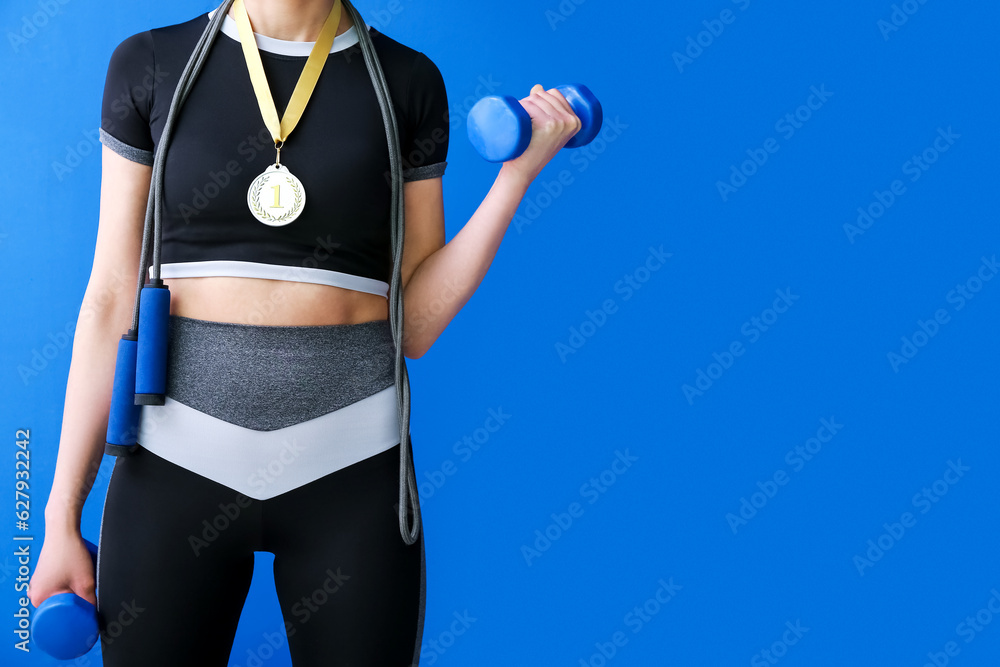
[2,0,998,665]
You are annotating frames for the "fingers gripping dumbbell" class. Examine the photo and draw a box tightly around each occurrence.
[32,539,100,660]
[466,83,603,162]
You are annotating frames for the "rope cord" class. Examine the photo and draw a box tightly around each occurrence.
[341,0,420,545]
[130,1,233,331]
[125,0,420,545]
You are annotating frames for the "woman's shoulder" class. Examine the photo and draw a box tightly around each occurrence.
[365,29,447,115]
[101,13,209,156]
[106,12,208,68]
[367,27,443,78]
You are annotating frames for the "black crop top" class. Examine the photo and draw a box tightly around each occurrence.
[100,9,449,298]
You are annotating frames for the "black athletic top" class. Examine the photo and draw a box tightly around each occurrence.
[100,9,449,298]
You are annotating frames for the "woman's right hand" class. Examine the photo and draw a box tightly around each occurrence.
[499,84,584,186]
[28,529,97,609]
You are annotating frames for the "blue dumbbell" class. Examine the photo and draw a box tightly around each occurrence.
[32,538,100,660]
[466,83,603,163]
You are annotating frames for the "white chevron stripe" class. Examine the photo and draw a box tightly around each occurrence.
[137,385,399,499]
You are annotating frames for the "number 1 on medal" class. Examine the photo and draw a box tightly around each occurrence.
[271,184,281,208]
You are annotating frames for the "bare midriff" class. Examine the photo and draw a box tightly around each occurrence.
[164,276,390,326]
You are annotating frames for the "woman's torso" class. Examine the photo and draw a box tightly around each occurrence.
[177,7,380,326]
[165,276,387,325]
[104,7,445,325]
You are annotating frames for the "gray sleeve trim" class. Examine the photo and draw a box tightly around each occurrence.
[99,128,154,166]
[402,161,446,182]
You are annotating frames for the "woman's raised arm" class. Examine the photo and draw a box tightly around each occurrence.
[400,84,582,358]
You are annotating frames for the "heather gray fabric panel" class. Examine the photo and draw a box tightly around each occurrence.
[165,315,396,430]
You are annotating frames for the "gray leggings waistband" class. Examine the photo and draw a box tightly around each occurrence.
[165,315,396,430]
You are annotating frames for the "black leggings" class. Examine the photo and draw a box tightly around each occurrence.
[96,443,424,666]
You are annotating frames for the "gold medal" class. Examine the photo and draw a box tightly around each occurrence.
[233,0,342,225]
[247,163,306,227]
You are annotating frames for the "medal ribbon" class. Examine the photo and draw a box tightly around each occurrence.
[233,0,342,153]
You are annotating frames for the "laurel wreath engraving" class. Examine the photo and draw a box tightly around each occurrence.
[249,174,304,224]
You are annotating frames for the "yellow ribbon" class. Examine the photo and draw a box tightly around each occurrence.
[233,0,342,152]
